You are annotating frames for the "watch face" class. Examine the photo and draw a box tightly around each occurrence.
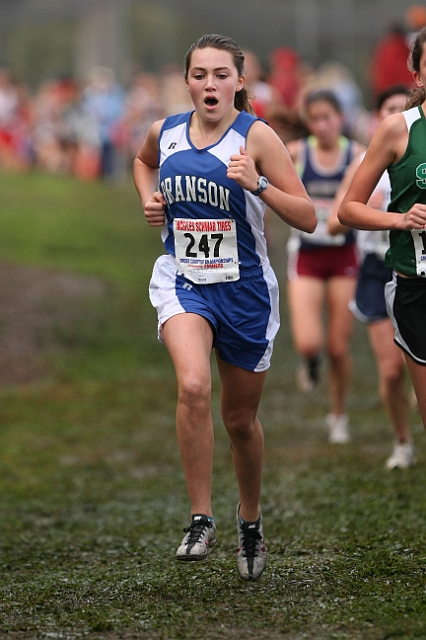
[252,176,268,195]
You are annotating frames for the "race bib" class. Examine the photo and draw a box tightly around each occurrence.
[173,218,240,284]
[301,197,345,246]
[411,228,426,277]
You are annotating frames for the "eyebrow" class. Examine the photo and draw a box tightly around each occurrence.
[190,66,232,73]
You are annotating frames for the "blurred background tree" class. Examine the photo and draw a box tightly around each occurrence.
[0,0,422,104]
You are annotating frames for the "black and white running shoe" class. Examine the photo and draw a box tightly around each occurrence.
[236,504,266,581]
[176,514,216,561]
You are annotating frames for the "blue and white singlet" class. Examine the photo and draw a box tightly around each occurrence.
[149,110,280,372]
[158,110,269,275]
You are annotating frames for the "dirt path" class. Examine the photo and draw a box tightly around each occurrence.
[0,264,106,385]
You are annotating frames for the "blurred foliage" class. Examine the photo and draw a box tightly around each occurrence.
[0,0,418,98]
[130,3,203,75]
[1,20,76,89]
[0,2,205,88]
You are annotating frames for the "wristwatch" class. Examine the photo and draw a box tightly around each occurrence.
[251,175,269,196]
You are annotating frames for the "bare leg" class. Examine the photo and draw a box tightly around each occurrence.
[368,319,410,442]
[287,277,325,360]
[162,313,214,517]
[404,354,426,430]
[326,276,356,416]
[216,355,266,523]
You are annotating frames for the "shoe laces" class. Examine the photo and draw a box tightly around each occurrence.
[240,522,262,558]
[183,517,213,544]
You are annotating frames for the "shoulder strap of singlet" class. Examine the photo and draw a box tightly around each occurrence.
[403,106,422,132]
[346,138,358,164]
[231,110,266,138]
[294,138,308,177]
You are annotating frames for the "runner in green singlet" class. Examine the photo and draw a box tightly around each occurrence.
[339,26,426,431]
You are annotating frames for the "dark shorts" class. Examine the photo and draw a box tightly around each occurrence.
[350,253,393,324]
[385,272,426,365]
[288,243,359,281]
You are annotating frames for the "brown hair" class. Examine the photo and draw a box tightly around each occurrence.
[304,89,343,114]
[375,84,409,111]
[184,34,254,114]
[405,26,426,109]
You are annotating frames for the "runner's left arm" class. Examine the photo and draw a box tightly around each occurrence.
[227,120,317,233]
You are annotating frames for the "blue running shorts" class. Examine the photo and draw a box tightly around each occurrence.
[149,254,280,372]
[350,253,392,324]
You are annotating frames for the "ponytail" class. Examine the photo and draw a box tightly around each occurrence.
[235,86,254,114]
[405,86,425,110]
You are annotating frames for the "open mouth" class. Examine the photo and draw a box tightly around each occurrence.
[205,97,218,107]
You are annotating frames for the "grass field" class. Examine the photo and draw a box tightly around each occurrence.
[0,170,425,640]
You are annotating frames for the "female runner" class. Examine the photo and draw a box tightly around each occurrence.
[338,27,426,433]
[134,34,316,580]
[286,90,365,443]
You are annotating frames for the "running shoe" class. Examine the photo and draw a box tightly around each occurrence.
[296,357,320,393]
[385,441,415,470]
[326,413,350,444]
[236,504,266,581]
[176,514,216,561]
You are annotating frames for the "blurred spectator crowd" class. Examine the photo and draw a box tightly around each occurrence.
[0,4,424,182]
[0,64,166,181]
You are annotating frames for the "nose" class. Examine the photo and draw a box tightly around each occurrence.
[205,74,216,90]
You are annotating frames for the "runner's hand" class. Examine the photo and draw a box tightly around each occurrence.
[144,191,166,227]
[227,146,260,192]
[400,203,426,230]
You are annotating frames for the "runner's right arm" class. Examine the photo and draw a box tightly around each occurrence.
[134,120,167,227]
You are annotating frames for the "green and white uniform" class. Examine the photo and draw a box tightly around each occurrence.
[385,106,426,365]
[386,106,426,277]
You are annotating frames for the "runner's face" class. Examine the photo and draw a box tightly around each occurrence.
[378,94,407,119]
[305,99,343,145]
[186,47,245,120]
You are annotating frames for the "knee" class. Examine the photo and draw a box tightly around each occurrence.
[178,375,211,409]
[222,410,256,440]
[380,362,405,391]
[327,340,348,363]
[297,341,320,360]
